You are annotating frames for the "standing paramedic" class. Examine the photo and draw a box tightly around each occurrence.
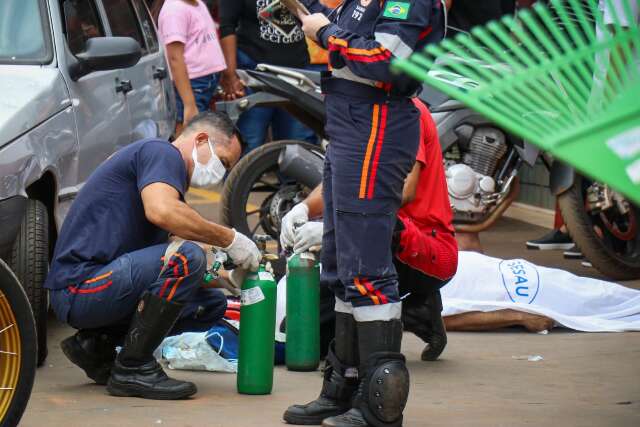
[45,112,262,400]
[282,98,457,426]
[285,2,446,427]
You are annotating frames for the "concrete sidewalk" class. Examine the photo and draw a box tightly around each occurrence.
[21,218,640,427]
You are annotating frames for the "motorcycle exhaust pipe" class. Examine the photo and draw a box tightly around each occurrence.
[278,144,324,189]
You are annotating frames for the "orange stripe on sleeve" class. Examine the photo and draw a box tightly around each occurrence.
[328,36,348,47]
[359,104,381,199]
[328,36,389,56]
[345,46,388,56]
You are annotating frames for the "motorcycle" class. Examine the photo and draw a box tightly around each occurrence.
[216,64,640,280]
[552,164,640,280]
[216,65,326,240]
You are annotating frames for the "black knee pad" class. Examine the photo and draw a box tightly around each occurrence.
[356,351,409,427]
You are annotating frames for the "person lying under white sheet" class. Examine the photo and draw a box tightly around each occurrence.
[441,251,640,333]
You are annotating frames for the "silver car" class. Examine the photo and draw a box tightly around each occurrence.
[0,0,176,364]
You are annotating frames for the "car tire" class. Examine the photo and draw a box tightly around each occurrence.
[0,258,37,427]
[10,199,49,366]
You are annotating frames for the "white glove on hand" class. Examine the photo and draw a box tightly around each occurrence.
[280,203,309,250]
[228,268,247,289]
[293,221,324,254]
[218,230,261,272]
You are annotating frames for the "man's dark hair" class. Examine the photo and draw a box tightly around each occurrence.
[183,111,246,150]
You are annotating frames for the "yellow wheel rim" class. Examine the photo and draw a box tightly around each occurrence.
[0,290,21,420]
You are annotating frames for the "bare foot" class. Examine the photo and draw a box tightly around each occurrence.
[520,313,555,332]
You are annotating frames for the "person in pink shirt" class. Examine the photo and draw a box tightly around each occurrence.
[157,0,226,132]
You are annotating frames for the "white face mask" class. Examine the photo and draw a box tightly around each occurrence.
[190,138,226,188]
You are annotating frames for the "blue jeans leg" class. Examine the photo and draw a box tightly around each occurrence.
[175,73,220,123]
[236,105,275,153]
[272,108,318,144]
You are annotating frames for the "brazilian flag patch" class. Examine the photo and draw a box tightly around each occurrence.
[382,1,411,20]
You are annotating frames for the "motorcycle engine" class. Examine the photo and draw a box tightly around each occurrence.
[446,127,508,217]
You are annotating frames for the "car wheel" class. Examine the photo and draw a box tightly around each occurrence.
[10,199,49,366]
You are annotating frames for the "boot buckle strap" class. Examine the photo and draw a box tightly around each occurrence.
[321,377,355,401]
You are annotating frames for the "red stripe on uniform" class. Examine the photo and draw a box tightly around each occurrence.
[418,26,433,40]
[362,278,388,304]
[166,253,189,301]
[68,280,114,294]
[158,260,177,297]
[366,104,389,199]
[328,44,392,63]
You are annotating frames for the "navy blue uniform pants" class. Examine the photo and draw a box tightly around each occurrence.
[50,241,226,335]
[321,94,419,321]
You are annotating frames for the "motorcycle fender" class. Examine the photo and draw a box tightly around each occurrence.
[549,162,575,196]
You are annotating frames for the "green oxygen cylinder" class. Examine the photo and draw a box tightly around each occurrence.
[237,264,277,395]
[285,252,320,371]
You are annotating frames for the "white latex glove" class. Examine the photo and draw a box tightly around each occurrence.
[228,268,247,289]
[280,203,309,250]
[293,221,324,254]
[217,230,261,272]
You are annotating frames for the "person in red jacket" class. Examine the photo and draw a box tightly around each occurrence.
[280,97,457,426]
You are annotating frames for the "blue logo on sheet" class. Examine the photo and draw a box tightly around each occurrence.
[498,259,540,304]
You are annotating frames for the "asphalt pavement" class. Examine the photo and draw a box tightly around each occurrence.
[20,189,640,427]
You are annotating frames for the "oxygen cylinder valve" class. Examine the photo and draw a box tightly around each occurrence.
[203,250,228,284]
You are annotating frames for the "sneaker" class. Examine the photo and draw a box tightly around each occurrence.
[526,230,575,250]
[563,246,584,259]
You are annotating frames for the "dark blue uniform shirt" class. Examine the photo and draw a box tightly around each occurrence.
[303,0,444,94]
[44,139,187,290]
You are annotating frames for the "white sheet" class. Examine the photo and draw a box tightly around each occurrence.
[441,252,640,332]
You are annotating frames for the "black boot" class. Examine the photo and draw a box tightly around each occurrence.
[106,292,197,400]
[402,290,447,361]
[283,312,359,425]
[323,320,408,427]
[61,327,123,385]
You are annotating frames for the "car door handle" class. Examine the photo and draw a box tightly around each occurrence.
[153,67,167,80]
[115,80,133,94]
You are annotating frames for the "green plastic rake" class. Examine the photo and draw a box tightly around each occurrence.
[393,0,640,204]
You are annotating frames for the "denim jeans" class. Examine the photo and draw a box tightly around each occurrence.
[236,50,318,153]
[175,72,221,123]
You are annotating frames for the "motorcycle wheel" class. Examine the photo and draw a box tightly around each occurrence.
[221,140,324,241]
[0,259,37,427]
[558,175,640,280]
